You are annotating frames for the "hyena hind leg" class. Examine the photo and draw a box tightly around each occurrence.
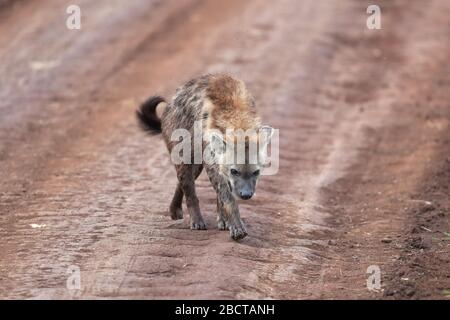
[193,164,204,180]
[178,164,206,230]
[169,183,184,220]
[169,165,203,220]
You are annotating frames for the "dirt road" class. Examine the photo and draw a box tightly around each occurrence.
[0,0,449,299]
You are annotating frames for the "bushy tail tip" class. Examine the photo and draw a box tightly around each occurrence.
[136,96,165,134]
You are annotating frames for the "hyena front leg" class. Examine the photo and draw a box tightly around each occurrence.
[177,164,206,230]
[217,196,229,230]
[205,164,247,240]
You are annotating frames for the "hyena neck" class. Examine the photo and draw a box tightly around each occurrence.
[202,74,261,134]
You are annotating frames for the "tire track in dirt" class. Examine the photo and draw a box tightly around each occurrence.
[0,0,263,299]
[0,0,448,299]
[0,0,254,297]
[1,0,350,299]
[0,0,203,192]
[317,0,450,298]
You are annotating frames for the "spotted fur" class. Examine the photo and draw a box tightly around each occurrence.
[137,74,271,240]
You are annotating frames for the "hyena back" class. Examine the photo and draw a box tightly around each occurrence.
[136,74,273,240]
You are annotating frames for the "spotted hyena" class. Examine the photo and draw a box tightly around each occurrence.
[136,74,274,240]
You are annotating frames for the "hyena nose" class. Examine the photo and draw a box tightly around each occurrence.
[240,191,253,200]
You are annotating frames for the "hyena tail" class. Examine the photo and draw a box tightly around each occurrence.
[136,96,166,134]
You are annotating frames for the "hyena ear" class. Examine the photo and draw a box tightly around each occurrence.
[258,126,274,167]
[210,132,227,156]
[259,126,274,147]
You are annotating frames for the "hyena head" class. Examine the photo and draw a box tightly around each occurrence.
[210,126,274,200]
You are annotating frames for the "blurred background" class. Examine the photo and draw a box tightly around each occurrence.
[0,0,449,299]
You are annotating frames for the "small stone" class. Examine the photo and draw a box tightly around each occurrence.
[406,289,415,297]
[419,201,435,213]
[410,236,430,249]
[381,238,392,243]
[384,289,395,296]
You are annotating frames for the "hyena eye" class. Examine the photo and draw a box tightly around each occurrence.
[253,170,260,176]
[230,169,240,176]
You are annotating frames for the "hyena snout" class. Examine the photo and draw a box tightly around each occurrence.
[234,180,256,200]
[239,188,253,200]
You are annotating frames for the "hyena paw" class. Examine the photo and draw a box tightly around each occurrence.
[170,207,183,220]
[190,218,207,230]
[229,224,248,240]
[217,218,229,230]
